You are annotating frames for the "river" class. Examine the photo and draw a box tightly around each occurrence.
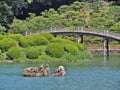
[0,55,120,90]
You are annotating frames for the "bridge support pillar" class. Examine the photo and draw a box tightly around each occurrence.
[103,39,109,56]
[80,35,84,43]
[77,35,83,43]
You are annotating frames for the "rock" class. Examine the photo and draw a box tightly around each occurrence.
[43,69,48,76]
[23,64,66,77]
[45,64,50,74]
[23,67,39,77]
[58,66,65,71]
[39,64,44,72]
[53,66,66,76]
[23,64,50,77]
[36,73,42,77]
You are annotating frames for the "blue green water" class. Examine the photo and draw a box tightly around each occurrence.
[0,55,120,90]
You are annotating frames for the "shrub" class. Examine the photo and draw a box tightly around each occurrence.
[33,35,48,45]
[46,43,64,58]
[0,38,18,52]
[26,48,39,59]
[0,49,3,60]
[0,35,5,41]
[29,46,47,55]
[64,44,79,55]
[20,35,34,47]
[51,37,73,44]
[20,35,48,47]
[37,46,47,55]
[39,32,54,41]
[61,52,93,61]
[7,46,22,60]
[75,43,86,51]
[8,34,23,42]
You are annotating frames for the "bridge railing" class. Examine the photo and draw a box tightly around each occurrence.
[73,28,120,39]
[24,27,120,40]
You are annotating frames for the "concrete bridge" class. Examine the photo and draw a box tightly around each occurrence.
[25,27,120,56]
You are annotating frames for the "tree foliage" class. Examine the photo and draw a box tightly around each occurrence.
[0,1,120,33]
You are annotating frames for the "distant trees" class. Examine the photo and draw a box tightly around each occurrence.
[0,1,119,33]
[0,1,13,26]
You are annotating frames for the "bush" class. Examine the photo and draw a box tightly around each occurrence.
[7,46,22,60]
[29,46,47,55]
[33,35,48,45]
[51,37,73,44]
[20,35,48,47]
[0,35,5,41]
[46,43,64,58]
[0,49,3,60]
[75,43,86,51]
[20,35,34,47]
[26,48,39,59]
[61,52,93,61]
[0,38,18,52]
[39,32,54,41]
[64,44,79,55]
[8,34,23,42]
[37,46,47,55]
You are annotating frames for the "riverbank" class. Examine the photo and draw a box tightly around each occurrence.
[88,49,120,55]
[87,44,120,55]
[0,59,91,64]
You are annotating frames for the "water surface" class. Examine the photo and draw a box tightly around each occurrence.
[0,55,120,90]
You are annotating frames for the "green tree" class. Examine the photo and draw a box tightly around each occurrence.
[58,5,70,14]
[107,6,120,21]
[0,24,6,33]
[110,22,120,33]
[0,1,13,26]
[4,0,28,16]
[10,18,29,33]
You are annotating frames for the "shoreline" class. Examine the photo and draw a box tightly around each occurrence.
[89,49,120,55]
[0,59,91,64]
[0,48,119,64]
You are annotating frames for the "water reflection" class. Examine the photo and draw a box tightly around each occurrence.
[103,55,109,65]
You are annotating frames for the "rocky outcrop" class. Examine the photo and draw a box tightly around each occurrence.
[23,64,66,77]
[23,64,50,77]
[53,66,66,76]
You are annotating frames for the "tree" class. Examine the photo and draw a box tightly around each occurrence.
[0,24,6,33]
[58,5,70,14]
[10,18,29,33]
[0,1,13,26]
[110,22,120,33]
[4,0,28,16]
[107,6,120,21]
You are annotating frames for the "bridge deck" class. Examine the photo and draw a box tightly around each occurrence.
[24,29,120,41]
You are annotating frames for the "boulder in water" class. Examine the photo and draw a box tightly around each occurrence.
[53,66,66,76]
[23,64,50,77]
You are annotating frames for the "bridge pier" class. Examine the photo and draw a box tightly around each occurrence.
[103,39,109,56]
[80,35,84,43]
[77,35,84,43]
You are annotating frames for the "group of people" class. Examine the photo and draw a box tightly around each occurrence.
[23,64,66,77]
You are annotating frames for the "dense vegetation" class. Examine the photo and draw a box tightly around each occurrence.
[0,33,92,62]
[0,1,120,33]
